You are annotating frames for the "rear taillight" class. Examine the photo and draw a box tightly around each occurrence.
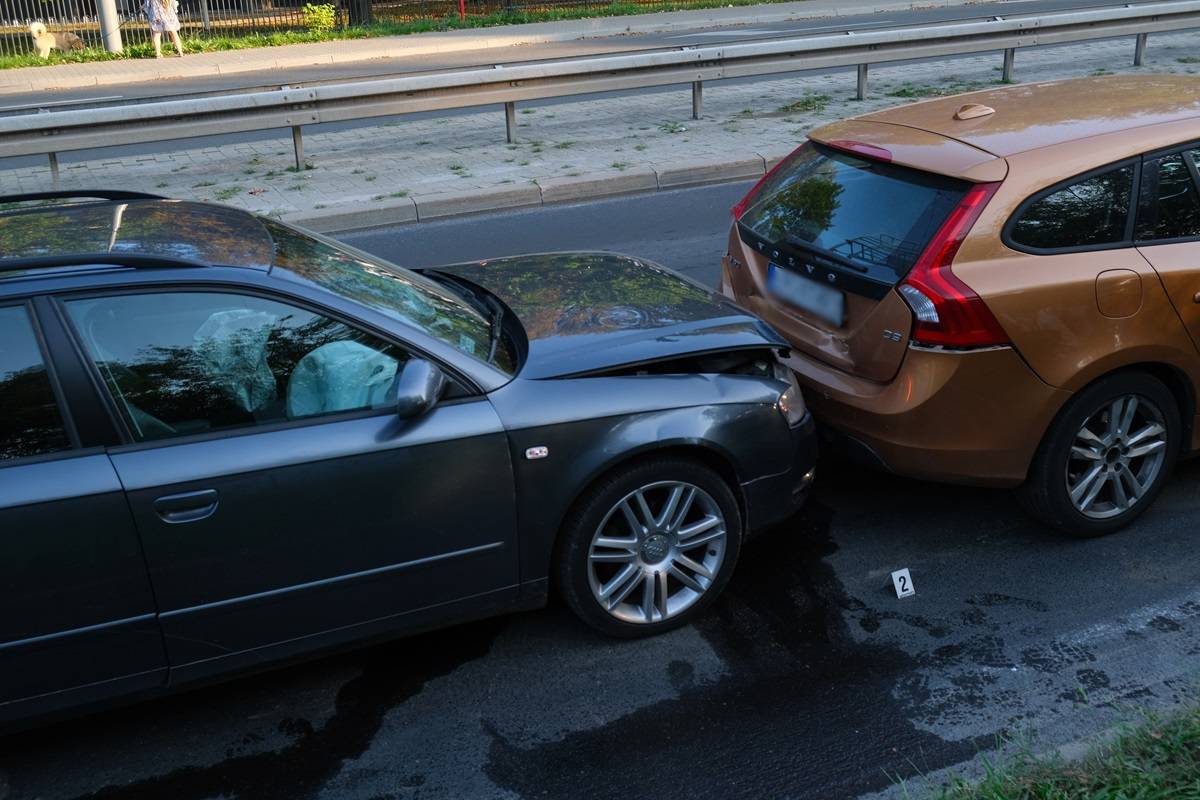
[899,181,1009,348]
[731,143,803,220]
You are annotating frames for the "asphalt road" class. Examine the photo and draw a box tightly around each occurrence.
[0,0,1168,170]
[5,183,1200,800]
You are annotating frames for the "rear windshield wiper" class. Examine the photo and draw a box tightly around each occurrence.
[781,236,871,274]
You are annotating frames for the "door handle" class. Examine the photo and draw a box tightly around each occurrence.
[153,489,220,524]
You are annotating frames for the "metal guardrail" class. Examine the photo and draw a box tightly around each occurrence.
[3,0,1199,176]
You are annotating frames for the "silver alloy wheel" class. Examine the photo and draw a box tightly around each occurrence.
[586,480,728,625]
[1066,393,1168,520]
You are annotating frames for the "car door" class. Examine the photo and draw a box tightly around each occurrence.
[59,287,518,682]
[1134,145,1200,351]
[0,301,165,722]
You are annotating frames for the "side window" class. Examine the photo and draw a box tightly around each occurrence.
[1136,151,1200,242]
[65,292,410,443]
[0,306,71,461]
[1010,165,1135,251]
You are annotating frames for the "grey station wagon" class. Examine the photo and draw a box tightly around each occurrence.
[0,192,816,728]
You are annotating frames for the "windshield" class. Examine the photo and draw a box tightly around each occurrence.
[739,142,969,284]
[263,219,516,375]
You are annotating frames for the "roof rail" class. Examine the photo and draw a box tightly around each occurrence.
[0,254,210,275]
[0,190,166,205]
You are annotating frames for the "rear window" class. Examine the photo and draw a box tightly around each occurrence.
[738,142,969,284]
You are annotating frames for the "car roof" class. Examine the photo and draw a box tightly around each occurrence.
[852,75,1200,159]
[0,196,275,275]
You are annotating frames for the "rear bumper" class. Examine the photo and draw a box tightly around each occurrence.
[740,411,818,537]
[782,345,1071,488]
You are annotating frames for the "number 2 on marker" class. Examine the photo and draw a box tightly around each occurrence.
[891,568,915,599]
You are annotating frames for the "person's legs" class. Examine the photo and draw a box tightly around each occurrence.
[168,30,183,56]
[151,30,162,58]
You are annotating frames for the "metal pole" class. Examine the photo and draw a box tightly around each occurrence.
[291,126,304,170]
[504,101,516,143]
[200,0,212,32]
[1135,32,1148,66]
[1002,48,1015,82]
[48,152,59,188]
[856,63,869,100]
[96,0,123,52]
[691,81,703,120]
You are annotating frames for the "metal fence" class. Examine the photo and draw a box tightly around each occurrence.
[5,0,1198,173]
[1,0,719,56]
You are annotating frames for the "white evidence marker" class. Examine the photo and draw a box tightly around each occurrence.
[891,568,915,599]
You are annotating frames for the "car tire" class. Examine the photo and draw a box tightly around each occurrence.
[555,457,742,638]
[1019,371,1180,538]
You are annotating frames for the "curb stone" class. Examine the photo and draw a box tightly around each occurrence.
[655,156,765,188]
[414,183,542,220]
[286,156,767,232]
[536,167,659,204]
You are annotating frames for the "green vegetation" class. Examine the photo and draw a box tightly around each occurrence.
[610,161,628,170]
[888,82,981,99]
[0,0,811,71]
[301,3,337,32]
[937,704,1200,800]
[213,186,242,200]
[659,121,687,134]
[776,94,829,114]
[1178,56,1200,64]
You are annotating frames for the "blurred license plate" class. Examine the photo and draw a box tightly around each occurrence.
[767,263,845,326]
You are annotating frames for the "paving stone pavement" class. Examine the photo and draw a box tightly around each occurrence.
[1,30,1198,232]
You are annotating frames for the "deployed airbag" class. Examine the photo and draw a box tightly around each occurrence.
[193,309,279,414]
[287,340,399,418]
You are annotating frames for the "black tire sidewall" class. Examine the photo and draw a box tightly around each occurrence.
[555,458,742,638]
[1025,372,1180,537]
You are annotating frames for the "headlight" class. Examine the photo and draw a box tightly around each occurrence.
[773,360,807,426]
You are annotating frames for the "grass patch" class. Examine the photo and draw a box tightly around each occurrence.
[611,161,628,170]
[1178,56,1200,64]
[937,703,1200,800]
[555,141,575,150]
[776,94,830,114]
[191,181,216,188]
[213,186,242,201]
[888,82,981,98]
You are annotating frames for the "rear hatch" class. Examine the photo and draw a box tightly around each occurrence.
[730,122,1005,382]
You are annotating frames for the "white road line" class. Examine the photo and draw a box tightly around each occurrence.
[0,94,123,111]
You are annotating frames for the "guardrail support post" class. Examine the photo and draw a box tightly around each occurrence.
[1002,48,1015,82]
[291,126,304,171]
[200,0,212,32]
[505,102,517,143]
[1134,33,1149,66]
[47,153,59,188]
[97,0,123,53]
[856,63,869,100]
[692,81,703,120]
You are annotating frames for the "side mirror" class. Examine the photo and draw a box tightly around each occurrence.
[394,358,447,420]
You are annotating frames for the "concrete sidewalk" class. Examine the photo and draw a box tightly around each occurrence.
[0,0,978,94]
[1,29,1196,235]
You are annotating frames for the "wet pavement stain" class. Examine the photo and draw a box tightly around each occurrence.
[51,619,506,800]
[483,501,992,800]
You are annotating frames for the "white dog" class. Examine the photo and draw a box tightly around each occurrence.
[29,22,85,58]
